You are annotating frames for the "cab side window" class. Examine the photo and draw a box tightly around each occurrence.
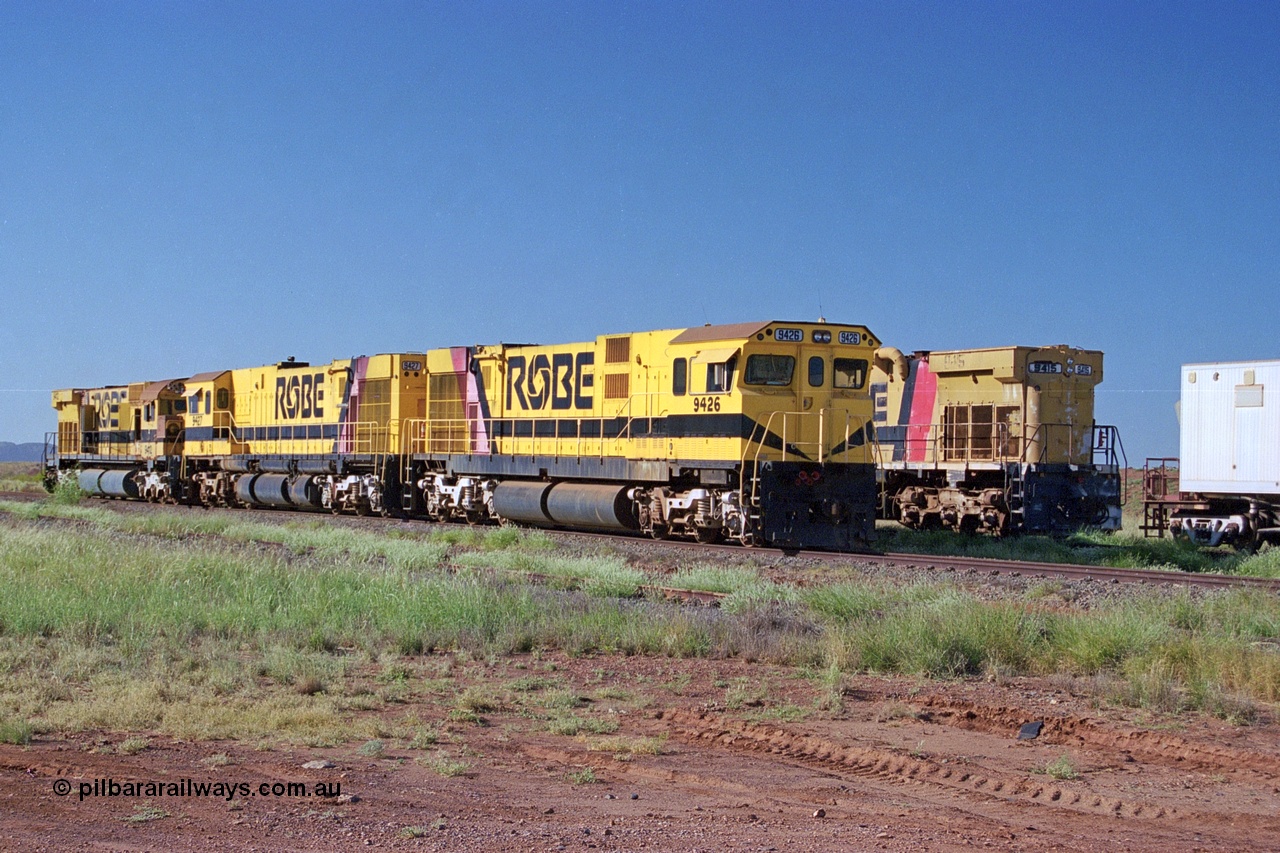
[706,357,736,393]
[808,356,825,387]
[833,358,869,390]
[672,358,687,396]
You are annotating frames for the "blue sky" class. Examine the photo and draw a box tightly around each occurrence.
[2,1,1277,461]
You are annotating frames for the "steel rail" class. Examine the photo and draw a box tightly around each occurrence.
[542,528,1280,593]
[5,491,1275,593]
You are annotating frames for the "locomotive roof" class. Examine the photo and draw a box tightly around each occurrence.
[188,371,229,382]
[915,344,1099,358]
[669,320,866,345]
[140,379,187,402]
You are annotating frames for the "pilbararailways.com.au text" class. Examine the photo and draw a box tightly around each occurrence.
[52,778,342,802]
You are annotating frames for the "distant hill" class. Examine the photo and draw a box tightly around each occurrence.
[0,442,44,462]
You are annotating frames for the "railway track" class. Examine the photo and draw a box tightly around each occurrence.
[532,528,1280,594]
[866,550,1280,591]
[4,491,1277,595]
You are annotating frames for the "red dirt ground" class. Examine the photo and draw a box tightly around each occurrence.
[2,653,1277,852]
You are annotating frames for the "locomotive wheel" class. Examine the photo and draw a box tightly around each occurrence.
[649,524,669,541]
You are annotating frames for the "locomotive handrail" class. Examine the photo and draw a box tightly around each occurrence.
[399,392,673,462]
[1090,424,1127,472]
[69,430,144,460]
[195,410,397,458]
[1141,457,1180,501]
[890,420,1099,468]
[741,408,878,509]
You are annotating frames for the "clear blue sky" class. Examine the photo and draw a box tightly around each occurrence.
[2,1,1277,462]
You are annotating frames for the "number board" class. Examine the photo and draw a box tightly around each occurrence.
[774,328,803,342]
[838,331,861,345]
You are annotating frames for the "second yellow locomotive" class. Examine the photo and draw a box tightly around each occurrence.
[871,344,1123,534]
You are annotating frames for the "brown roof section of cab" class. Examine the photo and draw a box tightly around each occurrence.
[140,379,187,402]
[668,322,771,345]
[187,371,229,383]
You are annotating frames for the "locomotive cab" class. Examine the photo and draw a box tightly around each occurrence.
[669,322,880,550]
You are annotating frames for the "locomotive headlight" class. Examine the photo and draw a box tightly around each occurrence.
[812,330,832,344]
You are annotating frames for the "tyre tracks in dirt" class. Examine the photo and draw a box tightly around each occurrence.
[652,706,1280,831]
[910,694,1280,779]
[656,709,1175,821]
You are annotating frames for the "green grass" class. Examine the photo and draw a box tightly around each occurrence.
[122,805,169,823]
[418,753,469,777]
[1235,545,1280,579]
[0,513,779,741]
[49,474,85,505]
[1,502,1278,746]
[665,564,796,611]
[1041,754,1080,780]
[356,738,386,757]
[0,462,46,495]
[0,718,32,745]
[453,548,648,598]
[814,581,1280,714]
[875,523,1266,576]
[566,767,597,785]
[117,736,150,755]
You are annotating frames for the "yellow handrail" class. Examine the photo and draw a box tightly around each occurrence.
[887,420,1090,466]
[400,392,672,462]
[741,408,878,509]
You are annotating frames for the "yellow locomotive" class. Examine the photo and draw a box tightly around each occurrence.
[47,320,882,551]
[52,353,425,514]
[871,345,1124,534]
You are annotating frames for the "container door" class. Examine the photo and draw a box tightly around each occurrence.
[1232,384,1264,485]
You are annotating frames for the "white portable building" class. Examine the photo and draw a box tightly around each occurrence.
[1180,360,1280,496]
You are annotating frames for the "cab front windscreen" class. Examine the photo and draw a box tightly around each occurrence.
[744,354,795,386]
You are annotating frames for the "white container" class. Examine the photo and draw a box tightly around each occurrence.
[1180,360,1280,496]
